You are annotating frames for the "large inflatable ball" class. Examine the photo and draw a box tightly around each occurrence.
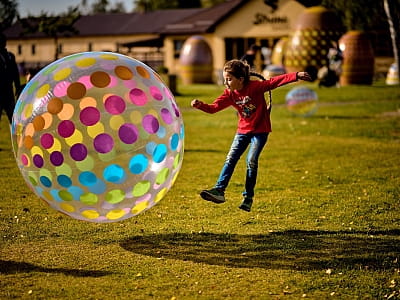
[12,52,184,223]
[285,86,318,117]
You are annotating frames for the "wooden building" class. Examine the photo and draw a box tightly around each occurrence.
[3,0,319,82]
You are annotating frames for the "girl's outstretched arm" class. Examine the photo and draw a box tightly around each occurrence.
[190,92,232,114]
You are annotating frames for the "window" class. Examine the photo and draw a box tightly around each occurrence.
[173,39,184,59]
[31,44,36,55]
[18,45,22,55]
[224,38,253,61]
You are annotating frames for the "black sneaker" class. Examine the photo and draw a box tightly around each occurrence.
[239,198,253,212]
[200,188,226,204]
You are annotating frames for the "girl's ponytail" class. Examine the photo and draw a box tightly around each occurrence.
[249,71,272,110]
[249,71,266,81]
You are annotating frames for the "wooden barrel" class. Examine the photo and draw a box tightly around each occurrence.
[179,36,213,84]
[339,31,374,85]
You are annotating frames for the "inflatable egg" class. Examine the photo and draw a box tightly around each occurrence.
[339,31,374,85]
[271,37,288,66]
[179,35,213,84]
[12,52,184,223]
[284,6,344,73]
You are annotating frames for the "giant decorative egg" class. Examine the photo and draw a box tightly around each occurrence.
[179,35,213,84]
[339,31,374,85]
[284,6,344,73]
[12,52,184,223]
[271,37,288,66]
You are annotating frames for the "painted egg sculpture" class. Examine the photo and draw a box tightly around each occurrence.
[12,52,184,223]
[339,30,374,86]
[179,35,213,84]
[284,6,343,73]
[271,37,288,66]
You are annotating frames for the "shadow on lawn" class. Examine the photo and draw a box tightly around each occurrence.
[0,260,112,277]
[120,230,400,270]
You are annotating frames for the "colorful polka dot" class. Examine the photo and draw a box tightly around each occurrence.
[105,95,126,115]
[161,108,173,124]
[129,154,148,174]
[142,115,159,134]
[115,65,133,80]
[58,120,75,138]
[67,82,86,99]
[70,143,87,161]
[93,133,114,153]
[91,71,110,88]
[129,88,148,106]
[47,98,63,114]
[80,106,100,126]
[119,123,138,144]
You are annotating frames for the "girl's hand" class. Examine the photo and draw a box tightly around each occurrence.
[297,72,313,82]
[191,99,202,108]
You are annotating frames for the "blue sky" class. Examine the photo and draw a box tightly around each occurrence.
[17,0,135,17]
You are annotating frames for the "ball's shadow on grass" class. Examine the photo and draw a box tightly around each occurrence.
[120,230,400,270]
[0,260,113,277]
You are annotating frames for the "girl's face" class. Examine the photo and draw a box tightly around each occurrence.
[223,71,244,91]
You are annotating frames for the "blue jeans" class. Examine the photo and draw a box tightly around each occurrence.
[215,133,269,199]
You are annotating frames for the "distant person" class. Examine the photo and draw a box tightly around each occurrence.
[318,41,343,87]
[191,59,312,212]
[327,41,343,78]
[18,61,28,84]
[261,46,272,69]
[240,44,261,70]
[0,33,20,125]
[18,67,40,95]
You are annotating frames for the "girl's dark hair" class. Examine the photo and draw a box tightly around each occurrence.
[223,59,265,83]
[249,71,266,81]
[224,59,272,107]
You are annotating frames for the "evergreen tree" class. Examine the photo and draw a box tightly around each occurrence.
[19,7,81,60]
[0,0,18,32]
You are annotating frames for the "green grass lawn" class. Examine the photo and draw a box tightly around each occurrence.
[1,79,400,299]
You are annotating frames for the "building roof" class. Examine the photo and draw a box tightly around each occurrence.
[75,9,204,36]
[4,0,247,39]
[161,0,246,34]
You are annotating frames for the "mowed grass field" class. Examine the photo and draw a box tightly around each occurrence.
[1,79,400,299]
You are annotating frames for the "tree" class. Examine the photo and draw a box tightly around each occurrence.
[0,0,18,32]
[321,0,386,31]
[383,0,400,84]
[134,0,202,12]
[91,0,109,13]
[19,7,81,61]
[89,0,126,14]
[109,2,127,13]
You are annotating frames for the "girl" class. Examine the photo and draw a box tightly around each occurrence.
[191,59,312,212]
